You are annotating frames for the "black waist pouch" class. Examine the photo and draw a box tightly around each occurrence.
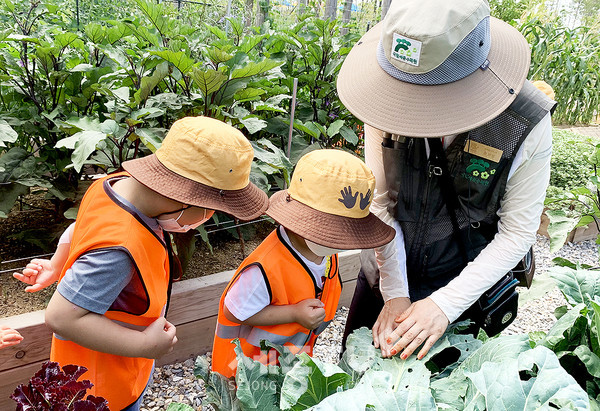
[475,272,519,336]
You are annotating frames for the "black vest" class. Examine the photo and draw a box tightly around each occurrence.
[382,81,555,300]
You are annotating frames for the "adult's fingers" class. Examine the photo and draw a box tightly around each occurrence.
[416,334,440,360]
[395,329,428,359]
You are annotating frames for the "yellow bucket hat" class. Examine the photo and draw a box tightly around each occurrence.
[123,116,268,221]
[267,149,395,249]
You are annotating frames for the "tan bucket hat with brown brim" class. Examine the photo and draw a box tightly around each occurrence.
[267,149,395,250]
[337,0,531,138]
[123,116,268,221]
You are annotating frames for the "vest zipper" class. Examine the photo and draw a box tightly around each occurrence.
[304,257,330,347]
[408,159,434,275]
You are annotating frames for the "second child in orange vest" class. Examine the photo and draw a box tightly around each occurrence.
[39,117,269,411]
[212,149,396,378]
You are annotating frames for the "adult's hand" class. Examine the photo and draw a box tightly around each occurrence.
[372,297,411,357]
[385,297,449,360]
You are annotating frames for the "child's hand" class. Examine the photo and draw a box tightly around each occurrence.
[294,299,326,330]
[141,317,178,359]
[0,325,23,349]
[13,259,59,292]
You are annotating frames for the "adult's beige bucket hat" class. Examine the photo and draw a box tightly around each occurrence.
[123,116,268,221]
[337,0,531,137]
[267,149,395,249]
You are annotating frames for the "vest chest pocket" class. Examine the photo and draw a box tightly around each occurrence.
[451,149,509,223]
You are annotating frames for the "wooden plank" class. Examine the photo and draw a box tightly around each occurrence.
[0,359,47,410]
[0,310,51,373]
[156,316,218,367]
[166,250,361,326]
[167,270,234,325]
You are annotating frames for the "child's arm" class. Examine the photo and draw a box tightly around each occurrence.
[45,291,177,359]
[13,223,74,292]
[0,325,23,349]
[224,298,326,330]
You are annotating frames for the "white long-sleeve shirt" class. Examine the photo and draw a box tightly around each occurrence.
[366,112,552,322]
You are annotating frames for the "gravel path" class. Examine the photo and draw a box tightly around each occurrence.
[140,235,597,410]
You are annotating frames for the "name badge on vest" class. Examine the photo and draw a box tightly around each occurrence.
[463,141,503,163]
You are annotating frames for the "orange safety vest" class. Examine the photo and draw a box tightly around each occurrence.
[212,229,342,378]
[50,172,171,410]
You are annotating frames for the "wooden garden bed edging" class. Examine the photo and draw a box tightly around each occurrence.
[0,250,361,407]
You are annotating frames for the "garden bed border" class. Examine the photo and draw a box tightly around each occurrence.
[0,250,361,407]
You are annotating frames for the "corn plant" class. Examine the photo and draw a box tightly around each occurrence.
[521,17,600,125]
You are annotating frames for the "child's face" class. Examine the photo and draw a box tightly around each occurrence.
[305,240,346,257]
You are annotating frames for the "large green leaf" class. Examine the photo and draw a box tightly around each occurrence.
[239,117,268,134]
[0,182,29,217]
[234,88,266,102]
[280,353,351,410]
[457,334,530,373]
[84,22,106,44]
[518,276,558,305]
[134,61,169,105]
[231,59,283,79]
[546,209,579,253]
[251,139,293,185]
[0,119,18,147]
[338,126,358,145]
[56,130,107,172]
[194,355,240,411]
[548,265,600,306]
[250,164,271,193]
[326,120,344,138]
[234,340,280,410]
[338,327,380,381]
[312,369,436,410]
[464,346,589,410]
[591,301,600,356]
[191,67,227,99]
[134,128,165,152]
[151,50,195,74]
[540,303,587,351]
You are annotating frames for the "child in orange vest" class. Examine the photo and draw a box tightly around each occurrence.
[33,117,268,411]
[212,149,395,378]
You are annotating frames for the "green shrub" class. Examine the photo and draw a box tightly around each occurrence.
[549,128,598,191]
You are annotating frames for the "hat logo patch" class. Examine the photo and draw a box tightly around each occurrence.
[338,186,372,211]
[391,33,422,67]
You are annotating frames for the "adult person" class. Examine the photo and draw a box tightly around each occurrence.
[43,116,269,410]
[337,0,555,360]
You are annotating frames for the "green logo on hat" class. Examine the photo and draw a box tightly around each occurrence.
[395,38,411,52]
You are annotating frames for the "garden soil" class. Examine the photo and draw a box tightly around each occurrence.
[0,195,274,318]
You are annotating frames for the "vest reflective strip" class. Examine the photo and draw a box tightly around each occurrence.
[216,323,314,347]
[313,320,332,336]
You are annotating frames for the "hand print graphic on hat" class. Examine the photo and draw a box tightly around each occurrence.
[266,149,394,250]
